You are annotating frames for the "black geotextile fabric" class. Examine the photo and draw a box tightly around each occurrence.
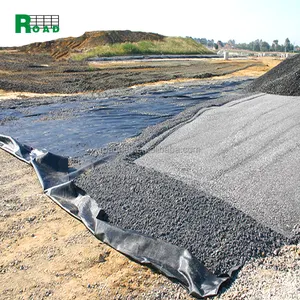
[0,135,235,299]
[247,54,300,96]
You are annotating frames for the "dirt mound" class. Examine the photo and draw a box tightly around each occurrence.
[19,30,165,59]
[247,54,300,96]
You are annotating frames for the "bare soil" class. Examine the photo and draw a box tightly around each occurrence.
[0,51,279,95]
[0,150,190,300]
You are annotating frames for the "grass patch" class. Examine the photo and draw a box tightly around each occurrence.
[71,37,213,60]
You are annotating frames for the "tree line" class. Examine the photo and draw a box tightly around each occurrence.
[190,37,299,52]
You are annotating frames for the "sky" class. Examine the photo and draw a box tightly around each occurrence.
[1,0,300,47]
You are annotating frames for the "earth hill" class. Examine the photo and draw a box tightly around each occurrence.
[17,30,212,60]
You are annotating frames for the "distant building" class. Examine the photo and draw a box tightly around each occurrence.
[224,43,234,49]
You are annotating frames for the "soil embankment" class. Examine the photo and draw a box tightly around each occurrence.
[19,30,165,59]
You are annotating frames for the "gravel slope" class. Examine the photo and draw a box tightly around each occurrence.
[247,54,300,95]
[136,93,300,238]
[76,91,299,280]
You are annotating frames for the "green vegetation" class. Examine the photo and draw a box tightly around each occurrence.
[193,36,299,53]
[71,37,213,60]
[234,38,296,52]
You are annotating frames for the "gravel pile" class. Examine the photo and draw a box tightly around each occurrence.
[247,54,300,95]
[74,91,298,276]
[75,159,292,275]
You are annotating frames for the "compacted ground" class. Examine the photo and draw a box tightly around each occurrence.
[0,51,275,94]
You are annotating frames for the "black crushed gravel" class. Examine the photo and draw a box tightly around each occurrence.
[75,158,291,275]
[247,54,300,96]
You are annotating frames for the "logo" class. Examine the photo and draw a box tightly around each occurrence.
[15,14,59,33]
